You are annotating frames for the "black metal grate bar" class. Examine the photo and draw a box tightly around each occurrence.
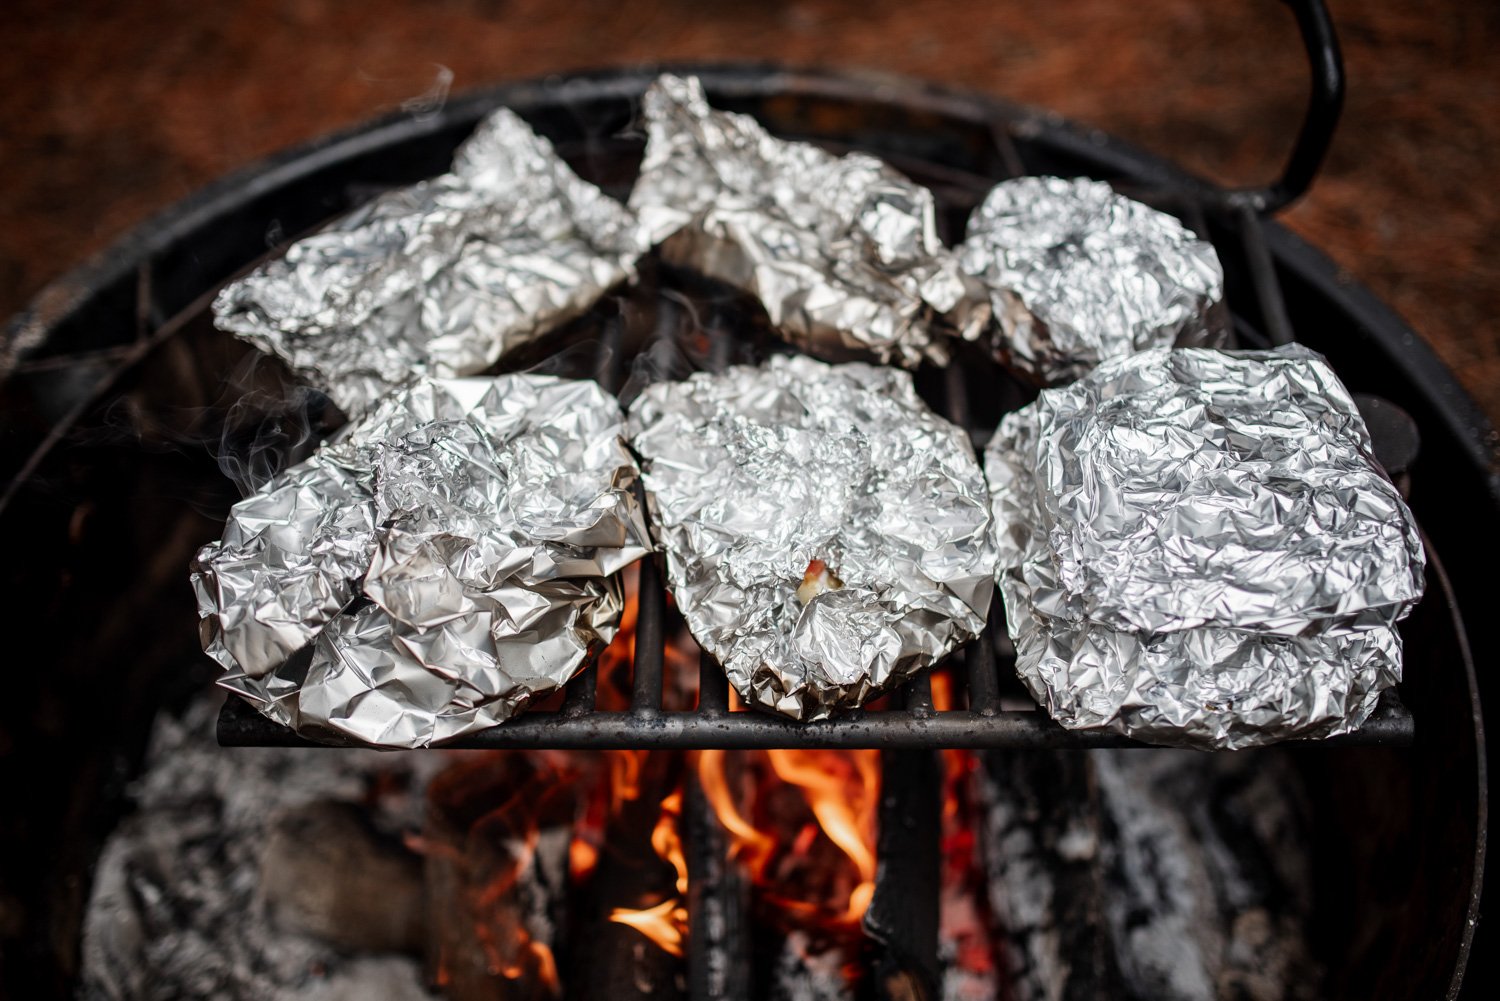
[217,688,1415,749]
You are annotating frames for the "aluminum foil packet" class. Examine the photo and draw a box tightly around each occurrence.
[986,345,1425,749]
[192,375,652,747]
[629,354,997,719]
[214,108,647,417]
[960,176,1226,385]
[629,74,986,368]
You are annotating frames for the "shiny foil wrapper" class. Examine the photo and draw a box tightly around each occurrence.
[192,375,652,747]
[986,346,1425,749]
[629,355,997,719]
[214,109,646,417]
[960,176,1226,385]
[629,74,986,368]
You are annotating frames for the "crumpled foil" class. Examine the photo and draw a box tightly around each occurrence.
[629,74,986,368]
[628,354,997,719]
[960,176,1226,385]
[214,108,646,417]
[192,375,652,747]
[986,345,1425,749]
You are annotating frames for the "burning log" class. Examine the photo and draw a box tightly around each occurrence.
[568,751,687,1001]
[424,755,576,1001]
[684,771,752,1001]
[863,750,942,1001]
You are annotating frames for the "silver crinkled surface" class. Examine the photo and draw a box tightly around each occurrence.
[960,176,1226,385]
[192,375,651,747]
[213,108,646,417]
[629,354,997,719]
[986,345,1425,749]
[629,74,985,368]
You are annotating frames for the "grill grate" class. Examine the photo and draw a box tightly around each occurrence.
[216,153,1417,750]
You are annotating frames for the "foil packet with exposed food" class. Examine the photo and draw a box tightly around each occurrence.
[986,345,1425,749]
[214,108,647,417]
[960,176,1226,385]
[192,375,651,748]
[629,354,997,719]
[629,74,986,368]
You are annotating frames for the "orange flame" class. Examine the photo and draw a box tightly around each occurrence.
[765,749,880,922]
[696,747,881,927]
[609,788,691,955]
[606,749,644,814]
[697,749,775,878]
[609,898,688,957]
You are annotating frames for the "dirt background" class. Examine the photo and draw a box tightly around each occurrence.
[2,0,1496,421]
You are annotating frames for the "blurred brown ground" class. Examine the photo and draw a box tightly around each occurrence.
[2,0,1496,421]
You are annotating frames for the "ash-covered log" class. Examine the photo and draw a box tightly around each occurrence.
[976,749,1121,1000]
[975,748,1322,1001]
[259,800,425,955]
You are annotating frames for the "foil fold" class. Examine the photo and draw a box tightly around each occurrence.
[629,355,997,719]
[986,345,1425,748]
[214,108,646,417]
[193,375,651,747]
[960,176,1226,385]
[629,74,986,368]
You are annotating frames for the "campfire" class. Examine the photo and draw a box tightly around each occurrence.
[86,568,1327,1001]
[13,36,1479,1001]
[415,581,925,1000]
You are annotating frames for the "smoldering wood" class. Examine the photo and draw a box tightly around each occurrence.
[259,800,425,954]
[975,748,1323,1001]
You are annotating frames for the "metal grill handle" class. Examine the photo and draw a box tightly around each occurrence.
[1226,0,1346,215]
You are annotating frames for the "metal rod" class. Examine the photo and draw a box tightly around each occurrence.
[697,651,729,715]
[1222,0,1345,214]
[865,750,942,1000]
[218,692,1415,750]
[966,628,1003,716]
[684,770,752,1001]
[1235,203,1296,346]
[631,555,666,714]
[903,674,935,716]
[942,361,972,430]
[561,660,598,717]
